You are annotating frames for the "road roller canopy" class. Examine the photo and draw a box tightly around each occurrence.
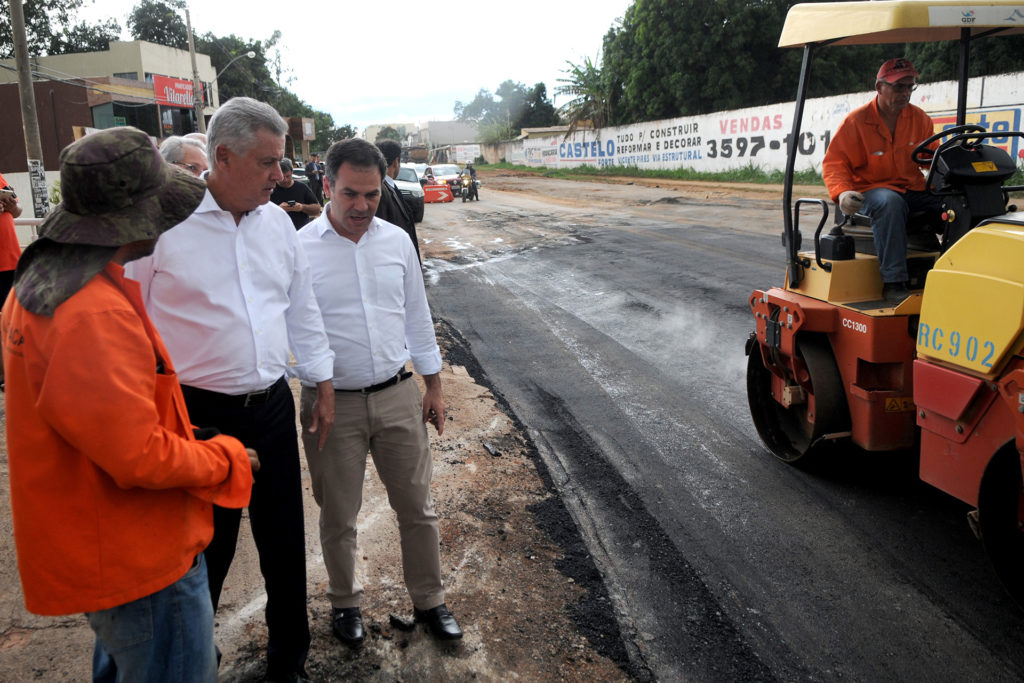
[779,0,1024,48]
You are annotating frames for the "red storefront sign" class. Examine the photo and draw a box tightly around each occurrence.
[153,75,196,107]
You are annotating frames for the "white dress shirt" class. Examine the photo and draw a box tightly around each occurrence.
[296,213,441,390]
[127,189,335,394]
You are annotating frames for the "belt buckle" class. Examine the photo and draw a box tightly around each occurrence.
[362,372,402,394]
[243,387,270,407]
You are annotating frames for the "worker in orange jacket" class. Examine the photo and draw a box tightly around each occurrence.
[0,170,22,306]
[1,127,257,683]
[822,57,941,303]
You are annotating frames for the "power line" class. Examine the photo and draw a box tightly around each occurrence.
[0,61,164,106]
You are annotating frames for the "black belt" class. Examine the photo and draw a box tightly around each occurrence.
[181,376,284,408]
[337,370,412,395]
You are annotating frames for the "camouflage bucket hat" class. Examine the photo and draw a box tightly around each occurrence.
[38,126,205,246]
[14,127,205,316]
[14,240,118,316]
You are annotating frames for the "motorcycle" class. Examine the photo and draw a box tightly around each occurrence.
[460,174,479,202]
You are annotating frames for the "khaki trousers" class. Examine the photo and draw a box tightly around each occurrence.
[299,379,444,610]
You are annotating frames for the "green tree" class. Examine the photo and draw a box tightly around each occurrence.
[601,0,891,124]
[905,36,1024,82]
[194,33,271,103]
[375,125,405,142]
[455,86,513,141]
[0,0,120,58]
[311,111,335,152]
[311,121,357,153]
[555,56,610,134]
[455,80,557,138]
[454,88,496,123]
[47,18,120,55]
[193,30,314,120]
[517,83,559,129]
[475,119,514,145]
[127,0,188,50]
[267,87,312,118]
[602,0,782,121]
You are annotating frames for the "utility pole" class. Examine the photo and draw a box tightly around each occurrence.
[9,0,50,217]
[185,8,206,134]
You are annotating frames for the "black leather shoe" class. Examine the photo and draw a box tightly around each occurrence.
[413,603,463,640]
[882,281,910,303]
[265,667,311,683]
[332,606,365,647]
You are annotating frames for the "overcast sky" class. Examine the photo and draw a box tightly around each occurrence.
[77,0,634,132]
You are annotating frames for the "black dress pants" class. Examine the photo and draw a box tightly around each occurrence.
[182,377,310,675]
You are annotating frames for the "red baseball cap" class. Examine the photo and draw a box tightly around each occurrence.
[876,58,918,83]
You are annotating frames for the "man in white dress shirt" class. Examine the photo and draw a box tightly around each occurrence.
[296,138,462,647]
[128,97,335,683]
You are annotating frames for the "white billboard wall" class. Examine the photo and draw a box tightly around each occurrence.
[453,144,482,163]
[522,72,1023,174]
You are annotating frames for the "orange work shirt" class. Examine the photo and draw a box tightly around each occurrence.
[822,98,935,202]
[0,172,21,271]
[2,262,252,615]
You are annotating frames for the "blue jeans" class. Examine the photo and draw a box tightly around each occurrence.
[861,188,943,283]
[87,554,217,683]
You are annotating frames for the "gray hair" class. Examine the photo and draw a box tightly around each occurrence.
[206,97,287,167]
[279,158,294,173]
[159,136,206,164]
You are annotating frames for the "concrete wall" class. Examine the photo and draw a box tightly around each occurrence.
[502,71,1024,174]
[422,120,479,146]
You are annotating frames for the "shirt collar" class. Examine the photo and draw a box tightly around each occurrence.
[195,187,266,218]
[314,209,382,242]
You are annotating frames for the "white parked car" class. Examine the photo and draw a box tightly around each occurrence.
[395,166,425,222]
[403,163,429,185]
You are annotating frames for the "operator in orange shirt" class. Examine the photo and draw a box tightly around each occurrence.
[1,127,257,683]
[823,57,941,303]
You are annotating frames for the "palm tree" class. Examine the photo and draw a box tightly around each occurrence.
[554,56,610,136]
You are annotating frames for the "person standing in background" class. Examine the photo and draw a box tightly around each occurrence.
[0,171,23,306]
[2,126,256,683]
[297,138,462,649]
[374,139,420,260]
[160,136,209,177]
[128,97,336,683]
[305,152,325,205]
[270,158,320,230]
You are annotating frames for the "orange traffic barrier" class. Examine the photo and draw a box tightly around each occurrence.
[424,184,453,203]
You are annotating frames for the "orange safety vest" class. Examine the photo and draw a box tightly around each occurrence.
[0,172,21,271]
